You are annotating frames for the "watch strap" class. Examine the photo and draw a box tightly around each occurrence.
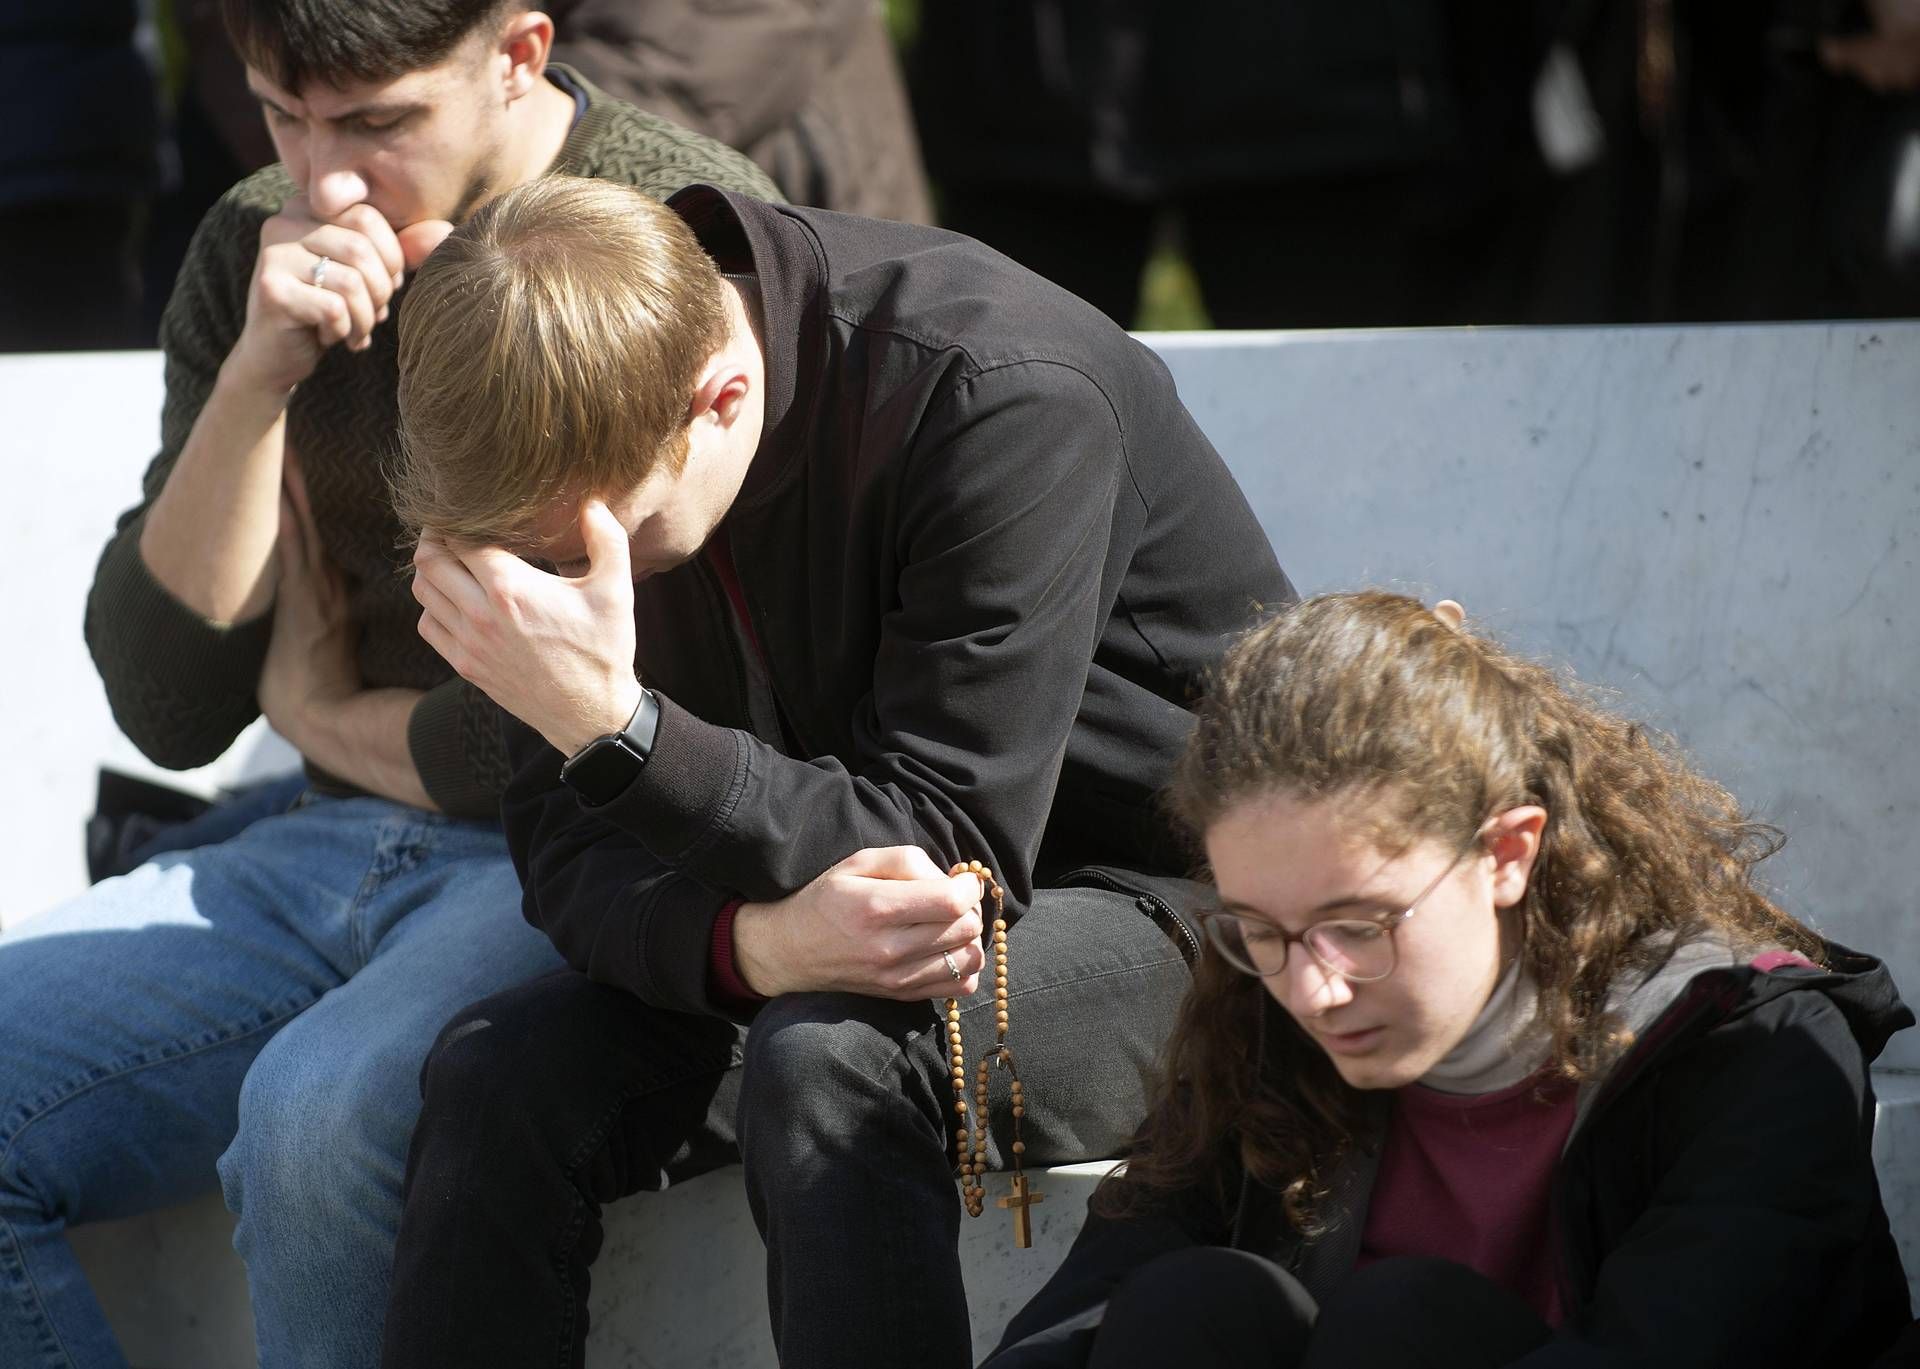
[620,685,660,759]
[559,687,659,803]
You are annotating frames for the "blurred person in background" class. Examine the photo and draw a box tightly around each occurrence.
[1824,0,1920,90]
[0,0,159,351]
[1540,0,1920,322]
[540,0,930,222]
[908,3,1575,330]
[908,0,1920,329]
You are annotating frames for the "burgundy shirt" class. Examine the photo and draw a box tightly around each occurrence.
[1355,952,1819,1326]
[1358,1069,1579,1326]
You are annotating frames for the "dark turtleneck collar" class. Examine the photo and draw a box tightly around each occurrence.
[667,184,826,511]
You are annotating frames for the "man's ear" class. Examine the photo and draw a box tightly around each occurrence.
[1485,805,1547,910]
[496,10,555,101]
[688,361,752,430]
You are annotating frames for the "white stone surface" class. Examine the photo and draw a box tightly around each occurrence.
[67,1189,258,1368]
[71,1162,1114,1369]
[1877,1075,1920,1300]
[0,351,297,926]
[8,324,1919,1363]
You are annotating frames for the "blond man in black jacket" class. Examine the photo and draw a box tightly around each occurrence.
[382,175,1290,1368]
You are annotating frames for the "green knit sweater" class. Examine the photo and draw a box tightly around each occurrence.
[83,68,780,818]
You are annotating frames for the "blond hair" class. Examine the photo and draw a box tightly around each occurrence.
[394,176,730,543]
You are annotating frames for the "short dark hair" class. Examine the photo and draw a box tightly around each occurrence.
[224,0,513,92]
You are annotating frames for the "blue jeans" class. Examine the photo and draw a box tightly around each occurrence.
[0,790,564,1368]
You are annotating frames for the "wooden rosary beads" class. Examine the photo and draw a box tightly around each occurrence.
[945,860,1045,1247]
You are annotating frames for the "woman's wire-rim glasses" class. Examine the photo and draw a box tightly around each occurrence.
[1198,828,1488,984]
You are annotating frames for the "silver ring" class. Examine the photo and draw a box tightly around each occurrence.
[942,950,962,981]
[311,255,330,289]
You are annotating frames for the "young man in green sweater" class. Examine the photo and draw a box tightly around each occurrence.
[0,4,775,1366]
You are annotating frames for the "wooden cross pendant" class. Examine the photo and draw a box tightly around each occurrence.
[996,1172,1046,1248]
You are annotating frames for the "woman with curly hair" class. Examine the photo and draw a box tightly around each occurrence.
[989,591,1912,1369]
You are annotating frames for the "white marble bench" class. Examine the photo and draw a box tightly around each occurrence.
[7,322,1918,1364]
[68,1162,1117,1368]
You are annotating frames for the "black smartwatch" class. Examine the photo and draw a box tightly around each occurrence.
[559,688,660,806]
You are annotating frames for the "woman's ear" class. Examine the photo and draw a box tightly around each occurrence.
[1485,805,1547,909]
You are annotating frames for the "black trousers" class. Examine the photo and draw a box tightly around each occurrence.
[380,884,1192,1369]
[1088,1249,1552,1369]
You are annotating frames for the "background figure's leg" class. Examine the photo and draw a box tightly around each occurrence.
[1091,1248,1317,1369]
[0,794,373,1369]
[738,883,1191,1369]
[1301,1257,1552,1369]
[214,814,567,1369]
[382,970,746,1369]
[0,201,143,352]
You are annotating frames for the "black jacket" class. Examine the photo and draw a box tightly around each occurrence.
[500,186,1291,1017]
[990,939,1914,1368]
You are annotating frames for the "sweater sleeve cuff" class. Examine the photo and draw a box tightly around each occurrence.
[86,521,274,763]
[408,680,507,820]
[708,899,768,1010]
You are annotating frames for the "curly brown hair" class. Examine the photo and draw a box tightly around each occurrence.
[1098,590,1821,1232]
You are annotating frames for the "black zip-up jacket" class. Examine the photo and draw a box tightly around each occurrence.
[499,185,1291,1017]
[989,939,1914,1368]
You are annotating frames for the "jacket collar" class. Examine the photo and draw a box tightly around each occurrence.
[667,184,826,512]
[1572,934,1912,1137]
[1562,931,1752,1138]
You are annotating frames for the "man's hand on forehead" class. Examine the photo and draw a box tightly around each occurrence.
[411,501,645,758]
[497,496,608,576]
